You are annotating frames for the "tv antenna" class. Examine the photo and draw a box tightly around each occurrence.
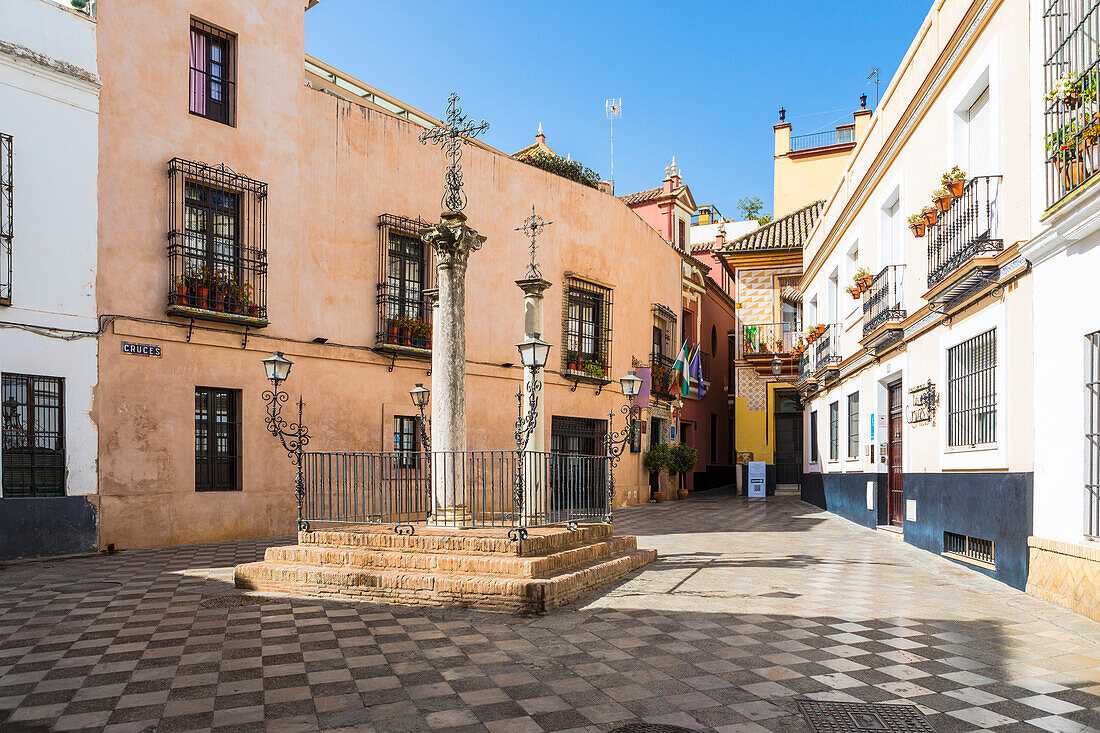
[867,68,880,108]
[605,98,621,193]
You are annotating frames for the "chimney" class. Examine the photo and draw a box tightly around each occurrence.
[535,122,545,147]
[662,163,674,194]
[853,106,872,141]
[714,223,726,249]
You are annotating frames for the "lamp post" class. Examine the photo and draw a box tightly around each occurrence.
[513,333,551,533]
[409,383,431,450]
[261,351,312,532]
[604,370,644,524]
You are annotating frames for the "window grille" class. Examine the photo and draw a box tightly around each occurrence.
[562,277,613,380]
[810,410,819,463]
[651,305,677,397]
[167,158,267,325]
[189,20,236,126]
[1,373,64,497]
[829,402,839,460]
[0,133,10,305]
[1042,0,1100,207]
[377,214,437,353]
[1087,330,1100,538]
[394,416,418,468]
[947,329,997,447]
[847,392,860,459]
[943,530,995,566]
[195,387,240,491]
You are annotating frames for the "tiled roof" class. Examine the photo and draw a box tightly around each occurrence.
[723,199,824,252]
[618,185,688,206]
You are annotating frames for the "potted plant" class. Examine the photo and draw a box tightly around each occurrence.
[644,443,671,503]
[805,327,818,345]
[172,273,190,306]
[933,187,953,213]
[408,318,431,348]
[1048,119,1089,189]
[941,165,967,197]
[1045,70,1095,110]
[815,323,827,337]
[192,266,214,310]
[652,363,672,394]
[567,351,579,371]
[855,267,872,291]
[668,443,698,500]
[582,360,606,379]
[907,213,926,238]
[921,205,938,226]
[845,283,861,300]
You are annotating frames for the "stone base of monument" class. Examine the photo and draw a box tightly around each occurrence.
[234,523,656,613]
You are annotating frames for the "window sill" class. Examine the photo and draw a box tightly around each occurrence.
[561,368,611,384]
[167,304,268,328]
[942,550,996,572]
[377,341,432,359]
[944,443,998,454]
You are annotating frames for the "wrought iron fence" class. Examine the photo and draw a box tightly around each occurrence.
[863,265,906,336]
[927,176,1002,288]
[740,322,802,358]
[1043,0,1100,208]
[301,449,610,530]
[814,323,843,374]
[798,350,812,383]
[1086,330,1100,538]
[789,126,855,152]
[650,351,676,397]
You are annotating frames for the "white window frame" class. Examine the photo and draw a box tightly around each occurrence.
[947,39,1000,178]
[846,390,861,465]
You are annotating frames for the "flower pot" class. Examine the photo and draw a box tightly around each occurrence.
[248,304,260,318]
[860,274,873,288]
[652,491,666,503]
[850,290,861,301]
[1060,158,1088,190]
[676,488,689,500]
[909,222,926,238]
[948,179,965,197]
[922,207,938,226]
[195,285,210,309]
[174,284,188,306]
[935,193,953,213]
[1063,91,1082,110]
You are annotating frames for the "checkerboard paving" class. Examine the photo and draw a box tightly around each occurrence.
[1,493,1100,732]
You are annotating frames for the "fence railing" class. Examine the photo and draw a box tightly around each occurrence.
[863,265,906,336]
[927,176,1002,288]
[740,322,802,359]
[790,127,855,152]
[650,351,676,397]
[814,323,843,374]
[301,450,610,530]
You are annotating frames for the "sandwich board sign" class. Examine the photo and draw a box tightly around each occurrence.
[747,461,766,498]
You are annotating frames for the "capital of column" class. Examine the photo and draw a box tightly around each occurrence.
[421,210,486,267]
[515,277,553,298]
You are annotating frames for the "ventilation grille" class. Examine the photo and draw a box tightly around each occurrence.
[944,530,994,567]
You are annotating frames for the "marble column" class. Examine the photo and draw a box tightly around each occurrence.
[421,211,485,524]
[516,277,552,522]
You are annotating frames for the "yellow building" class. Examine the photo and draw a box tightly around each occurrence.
[773,107,871,218]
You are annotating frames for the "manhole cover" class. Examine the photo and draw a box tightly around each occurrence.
[53,582,121,594]
[609,725,701,733]
[200,594,268,609]
[797,700,937,732]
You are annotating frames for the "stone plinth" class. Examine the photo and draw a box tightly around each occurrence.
[235,524,656,613]
[1026,536,1100,622]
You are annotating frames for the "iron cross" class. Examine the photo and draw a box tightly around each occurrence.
[515,205,552,279]
[419,93,489,213]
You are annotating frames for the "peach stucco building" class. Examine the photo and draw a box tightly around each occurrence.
[91,0,683,550]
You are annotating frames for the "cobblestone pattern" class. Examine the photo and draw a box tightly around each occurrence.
[1,494,1099,732]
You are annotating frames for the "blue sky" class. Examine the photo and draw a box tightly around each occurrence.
[305,1,931,220]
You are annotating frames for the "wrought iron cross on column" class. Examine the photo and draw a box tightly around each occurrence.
[419,93,489,213]
[515,205,552,280]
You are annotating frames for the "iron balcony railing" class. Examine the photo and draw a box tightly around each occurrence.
[377,287,433,351]
[927,176,1003,288]
[740,322,802,359]
[1043,0,1100,208]
[700,351,711,382]
[814,323,843,374]
[650,351,676,397]
[789,126,855,152]
[798,350,812,383]
[863,265,906,336]
[300,450,610,530]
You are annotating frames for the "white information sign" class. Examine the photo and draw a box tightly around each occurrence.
[747,461,766,498]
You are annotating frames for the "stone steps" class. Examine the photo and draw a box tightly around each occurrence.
[298,523,613,557]
[264,536,638,578]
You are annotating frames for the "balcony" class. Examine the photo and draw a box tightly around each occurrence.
[861,265,906,350]
[812,323,842,380]
[790,126,855,153]
[740,322,802,379]
[376,214,437,357]
[376,289,433,353]
[650,351,677,398]
[926,176,1002,304]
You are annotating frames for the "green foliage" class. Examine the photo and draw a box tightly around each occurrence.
[522,152,602,189]
[736,196,772,224]
[667,443,698,476]
[643,442,671,474]
[582,360,606,379]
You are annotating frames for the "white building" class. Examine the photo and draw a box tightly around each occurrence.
[1022,0,1100,620]
[0,0,100,559]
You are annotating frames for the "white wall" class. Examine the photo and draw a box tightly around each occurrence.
[0,0,100,496]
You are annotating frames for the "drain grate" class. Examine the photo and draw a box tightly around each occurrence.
[797,700,937,732]
[53,582,121,594]
[200,594,268,609]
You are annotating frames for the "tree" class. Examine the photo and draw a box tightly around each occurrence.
[522,152,602,189]
[736,196,773,224]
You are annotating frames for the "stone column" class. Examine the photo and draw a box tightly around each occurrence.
[516,277,552,522]
[422,211,485,525]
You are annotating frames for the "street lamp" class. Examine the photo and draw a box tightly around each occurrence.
[260,351,312,532]
[516,332,551,371]
[771,355,783,378]
[604,370,645,525]
[513,333,552,531]
[409,383,431,449]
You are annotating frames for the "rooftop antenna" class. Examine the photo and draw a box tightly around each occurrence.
[605,97,621,193]
[867,68,880,108]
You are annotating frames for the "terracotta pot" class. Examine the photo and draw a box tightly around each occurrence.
[676,488,689,500]
[1064,91,1082,110]
[195,285,210,309]
[174,284,188,306]
[652,491,666,503]
[860,274,873,288]
[948,179,965,197]
[248,304,259,317]
[935,193,953,213]
[922,207,938,226]
[910,222,926,238]
[850,290,861,301]
[1060,158,1088,190]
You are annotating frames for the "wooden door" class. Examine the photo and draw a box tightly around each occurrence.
[887,381,904,527]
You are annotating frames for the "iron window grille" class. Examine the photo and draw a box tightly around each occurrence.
[1,373,64,498]
[195,387,241,492]
[651,304,677,397]
[814,323,843,375]
[0,133,10,305]
[848,392,860,459]
[810,410,819,463]
[863,265,906,336]
[1043,0,1100,208]
[1086,330,1100,538]
[167,158,267,325]
[927,176,1003,288]
[943,530,995,566]
[829,401,839,461]
[394,416,418,468]
[947,328,997,447]
[562,276,613,381]
[377,214,437,353]
[189,20,236,126]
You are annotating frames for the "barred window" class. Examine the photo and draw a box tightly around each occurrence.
[563,277,612,380]
[377,214,436,352]
[810,410,819,463]
[0,132,10,305]
[394,416,418,468]
[847,392,860,459]
[947,329,997,447]
[195,387,240,492]
[1086,330,1100,538]
[168,158,267,325]
[2,374,64,498]
[829,401,839,461]
[189,20,236,126]
[651,304,676,396]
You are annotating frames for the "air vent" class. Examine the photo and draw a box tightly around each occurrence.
[944,530,995,568]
